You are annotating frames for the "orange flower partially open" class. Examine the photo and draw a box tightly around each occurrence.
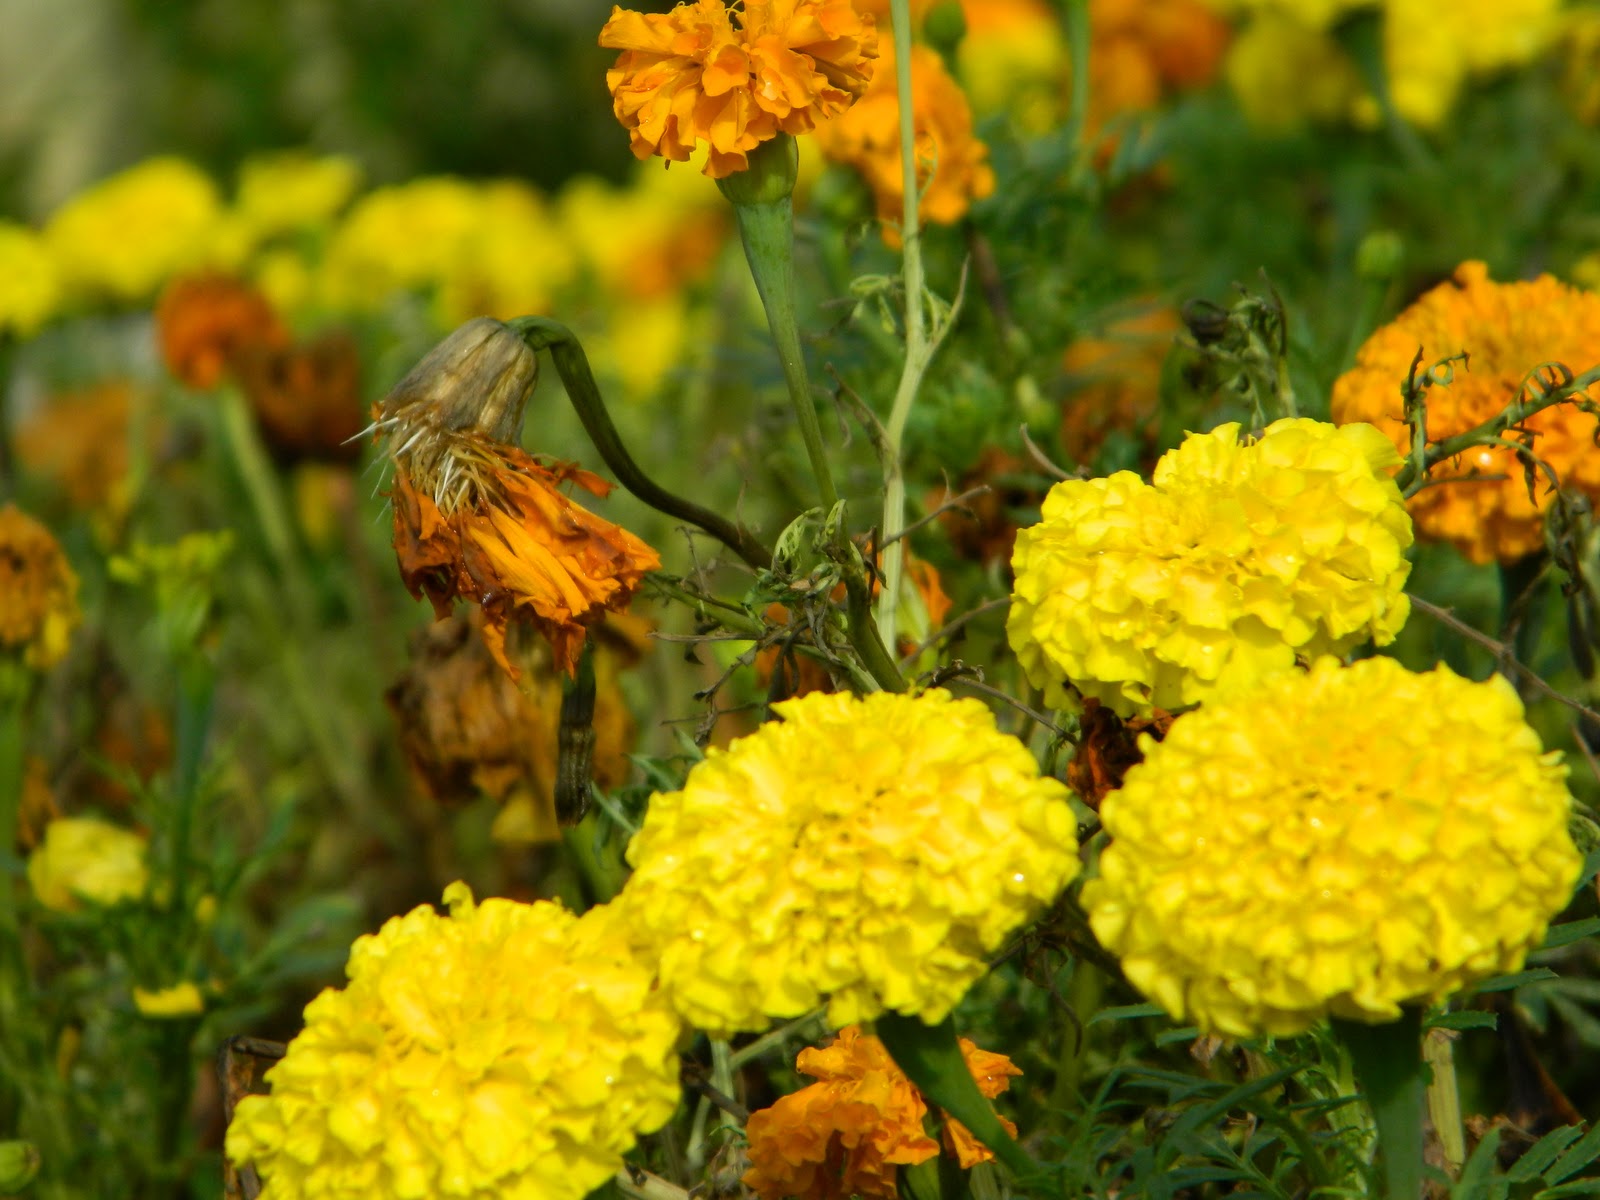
[742,1026,1020,1200]
[1332,261,1600,564]
[814,40,993,238]
[156,274,288,390]
[600,0,878,178]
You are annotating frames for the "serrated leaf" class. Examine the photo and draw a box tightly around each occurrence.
[1509,1126,1586,1182]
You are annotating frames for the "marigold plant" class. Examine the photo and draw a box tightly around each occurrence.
[0,505,81,671]
[1008,418,1413,715]
[225,885,682,1200]
[1332,260,1600,564]
[1083,655,1581,1037]
[27,817,148,912]
[615,689,1079,1036]
[742,1025,1021,1200]
[599,0,879,178]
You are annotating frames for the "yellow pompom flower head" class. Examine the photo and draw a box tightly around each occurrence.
[226,884,682,1200]
[1332,261,1600,565]
[617,688,1079,1036]
[27,816,148,912]
[599,0,879,179]
[1008,418,1413,716]
[1082,654,1581,1198]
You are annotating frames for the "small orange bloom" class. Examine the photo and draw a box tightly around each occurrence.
[1332,261,1600,564]
[742,1026,1020,1200]
[1061,305,1178,466]
[815,40,993,238]
[231,331,365,463]
[14,383,141,516]
[1089,0,1230,122]
[155,274,288,390]
[600,0,878,178]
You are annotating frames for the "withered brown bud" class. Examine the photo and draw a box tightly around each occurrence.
[380,317,538,444]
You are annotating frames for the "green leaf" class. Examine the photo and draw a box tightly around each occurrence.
[1547,1121,1600,1185]
[1428,1011,1499,1032]
[1510,1127,1587,1183]
[1087,1003,1167,1027]
[1454,1128,1504,1200]
[1540,918,1600,952]
[1472,968,1559,994]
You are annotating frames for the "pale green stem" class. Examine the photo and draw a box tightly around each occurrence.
[1424,1028,1465,1176]
[876,0,929,648]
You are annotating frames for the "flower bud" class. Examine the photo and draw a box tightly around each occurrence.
[0,1140,40,1193]
[381,317,539,444]
[924,0,967,55]
[1356,229,1403,283]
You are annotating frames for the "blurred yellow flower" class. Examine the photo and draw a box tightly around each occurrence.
[1008,419,1412,716]
[742,1025,1020,1200]
[44,157,223,303]
[1223,12,1369,130]
[600,0,879,178]
[27,817,148,912]
[1083,656,1581,1037]
[1332,261,1600,565]
[814,41,994,238]
[0,505,81,671]
[235,151,362,239]
[558,169,725,302]
[0,222,61,337]
[616,689,1079,1036]
[226,884,681,1200]
[132,982,206,1019]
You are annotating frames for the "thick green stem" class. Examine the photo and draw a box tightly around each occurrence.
[510,317,772,571]
[845,572,907,693]
[876,1012,1043,1187]
[876,0,930,648]
[725,195,839,514]
[1332,1008,1427,1200]
[1423,1028,1464,1176]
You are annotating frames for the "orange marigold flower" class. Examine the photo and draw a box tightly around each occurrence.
[1089,0,1231,122]
[742,1026,1020,1200]
[155,274,288,390]
[14,383,141,517]
[0,505,80,671]
[814,40,993,238]
[1331,261,1600,564]
[1061,304,1179,467]
[600,0,879,179]
[379,319,660,677]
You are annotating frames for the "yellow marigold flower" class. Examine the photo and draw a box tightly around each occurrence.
[0,222,60,338]
[743,1025,1021,1200]
[45,157,223,303]
[235,151,362,239]
[558,168,726,302]
[1008,418,1413,716]
[952,0,1066,128]
[814,41,993,238]
[132,981,206,1019]
[599,0,879,179]
[617,689,1079,1036]
[226,884,681,1200]
[1223,12,1368,130]
[1083,656,1581,1037]
[0,505,81,671]
[27,817,148,912]
[1332,261,1600,565]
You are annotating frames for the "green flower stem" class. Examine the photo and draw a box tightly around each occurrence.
[845,572,909,693]
[1062,0,1091,173]
[1424,1028,1465,1176]
[168,656,215,917]
[875,1011,1044,1187]
[876,0,930,650]
[1331,1008,1427,1200]
[0,674,26,933]
[510,317,773,572]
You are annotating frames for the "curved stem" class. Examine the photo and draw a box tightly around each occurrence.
[511,317,772,571]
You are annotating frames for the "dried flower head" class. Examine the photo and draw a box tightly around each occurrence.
[377,319,659,677]
[742,1025,1020,1200]
[0,505,81,671]
[27,817,148,912]
[1083,656,1581,1037]
[1008,418,1413,716]
[815,41,993,239]
[226,885,682,1200]
[1332,261,1600,565]
[616,689,1079,1036]
[232,331,366,463]
[156,274,289,390]
[387,611,642,845]
[600,0,879,179]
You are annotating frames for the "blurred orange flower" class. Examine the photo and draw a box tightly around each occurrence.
[600,0,878,178]
[743,1026,1019,1199]
[391,447,659,678]
[156,274,288,390]
[1332,261,1600,564]
[1060,305,1178,466]
[815,40,993,238]
[1088,0,1230,127]
[231,331,365,463]
[14,383,141,516]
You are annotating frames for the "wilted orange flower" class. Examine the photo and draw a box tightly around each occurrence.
[0,505,80,671]
[231,332,365,463]
[742,1026,1020,1200]
[156,274,288,390]
[600,0,879,178]
[1060,304,1178,466]
[387,610,644,844]
[815,40,993,238]
[1065,697,1174,809]
[1332,261,1600,564]
[380,319,660,677]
